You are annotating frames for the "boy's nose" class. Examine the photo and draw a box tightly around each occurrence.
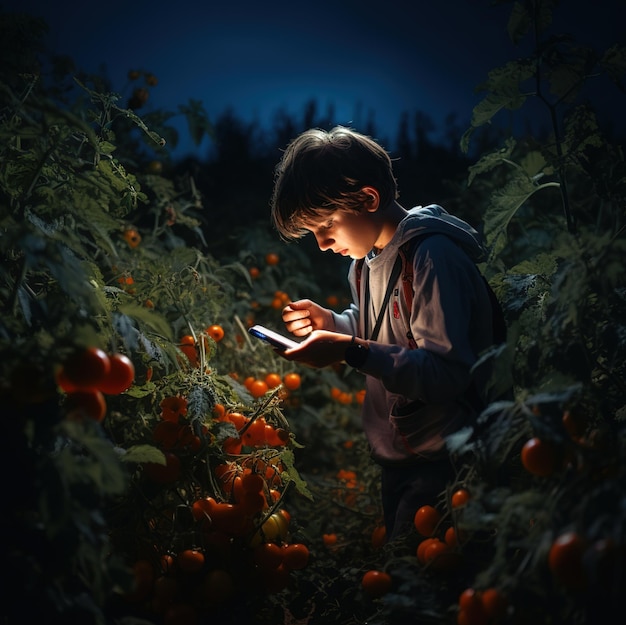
[315,233,333,251]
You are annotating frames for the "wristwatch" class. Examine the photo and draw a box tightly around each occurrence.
[345,342,369,369]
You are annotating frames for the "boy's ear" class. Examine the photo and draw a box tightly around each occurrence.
[361,186,380,212]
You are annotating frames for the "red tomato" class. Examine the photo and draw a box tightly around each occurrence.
[63,347,110,389]
[413,505,441,537]
[249,379,269,399]
[253,542,284,570]
[371,525,386,549]
[451,488,470,508]
[417,538,439,564]
[548,531,587,589]
[206,325,225,342]
[264,372,282,389]
[243,417,267,446]
[241,472,265,494]
[282,543,309,570]
[458,588,487,625]
[521,437,559,476]
[98,353,135,394]
[191,497,213,522]
[445,526,458,547]
[283,372,301,391]
[65,389,107,421]
[481,587,508,621]
[177,549,205,574]
[361,570,392,598]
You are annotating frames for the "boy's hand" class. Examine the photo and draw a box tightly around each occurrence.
[279,330,353,368]
[282,299,334,337]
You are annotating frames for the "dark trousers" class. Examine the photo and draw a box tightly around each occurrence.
[381,456,455,542]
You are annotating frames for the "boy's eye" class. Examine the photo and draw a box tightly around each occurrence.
[323,220,333,230]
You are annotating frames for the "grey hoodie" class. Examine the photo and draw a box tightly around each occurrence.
[331,205,495,464]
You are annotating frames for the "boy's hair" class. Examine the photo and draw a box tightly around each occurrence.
[270,126,399,240]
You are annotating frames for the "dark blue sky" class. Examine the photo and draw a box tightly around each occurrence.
[3,1,624,159]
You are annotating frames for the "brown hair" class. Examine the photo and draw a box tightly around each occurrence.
[270,126,398,240]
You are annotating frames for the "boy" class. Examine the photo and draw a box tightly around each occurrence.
[269,126,502,541]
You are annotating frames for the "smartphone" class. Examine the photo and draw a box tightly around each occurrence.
[248,324,299,351]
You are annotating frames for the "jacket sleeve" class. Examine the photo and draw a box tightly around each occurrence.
[360,235,491,404]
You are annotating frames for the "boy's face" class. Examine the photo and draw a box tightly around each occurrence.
[303,206,382,260]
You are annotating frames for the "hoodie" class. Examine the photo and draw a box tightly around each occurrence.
[331,205,495,464]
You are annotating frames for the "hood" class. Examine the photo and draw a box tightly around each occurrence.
[396,204,486,263]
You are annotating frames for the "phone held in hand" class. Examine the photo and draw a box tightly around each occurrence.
[248,325,299,351]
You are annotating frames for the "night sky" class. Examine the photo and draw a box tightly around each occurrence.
[2,0,624,159]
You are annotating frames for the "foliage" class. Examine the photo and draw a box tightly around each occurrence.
[1,2,626,625]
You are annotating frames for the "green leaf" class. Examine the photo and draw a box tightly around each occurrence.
[124,381,157,398]
[467,138,516,186]
[58,422,128,495]
[97,140,116,155]
[507,1,530,45]
[280,448,313,501]
[116,304,174,341]
[484,174,541,258]
[600,43,626,91]
[118,444,165,464]
[178,99,213,146]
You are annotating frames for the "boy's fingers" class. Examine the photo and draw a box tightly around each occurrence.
[282,306,311,322]
[288,299,313,310]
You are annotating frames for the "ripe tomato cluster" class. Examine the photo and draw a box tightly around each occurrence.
[333,468,365,507]
[243,372,301,400]
[127,446,309,620]
[412,490,471,573]
[213,405,290,454]
[56,347,135,422]
[178,325,225,368]
[457,586,508,625]
[330,386,366,405]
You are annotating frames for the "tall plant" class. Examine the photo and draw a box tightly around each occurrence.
[461,0,626,412]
